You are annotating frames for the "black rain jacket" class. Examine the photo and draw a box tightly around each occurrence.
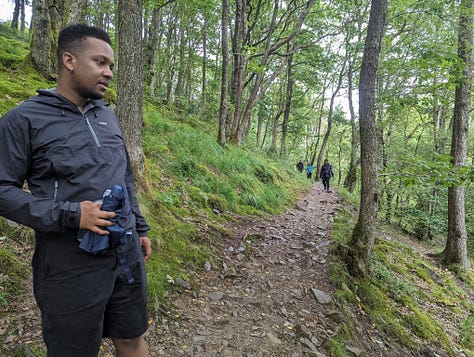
[319,163,334,180]
[0,89,149,238]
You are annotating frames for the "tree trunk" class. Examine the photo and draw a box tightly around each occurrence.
[117,0,145,176]
[256,111,263,147]
[67,0,88,25]
[230,0,315,145]
[271,98,284,153]
[201,16,208,115]
[229,0,246,141]
[343,56,359,192]
[11,0,20,32]
[30,0,53,79]
[148,5,162,97]
[280,40,294,158]
[20,0,26,35]
[31,0,71,79]
[316,60,345,179]
[309,82,329,166]
[442,0,473,272]
[174,17,187,106]
[218,0,229,146]
[345,0,387,279]
[164,18,177,105]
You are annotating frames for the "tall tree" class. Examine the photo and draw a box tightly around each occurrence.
[442,0,473,272]
[19,0,26,35]
[342,5,365,193]
[280,40,295,158]
[343,53,359,192]
[11,0,20,32]
[30,0,52,79]
[67,0,88,24]
[30,0,70,79]
[117,0,145,175]
[345,0,387,278]
[228,0,316,145]
[316,57,346,176]
[218,0,229,146]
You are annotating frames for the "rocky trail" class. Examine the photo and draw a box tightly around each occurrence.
[144,183,383,357]
[3,183,416,357]
[145,183,340,356]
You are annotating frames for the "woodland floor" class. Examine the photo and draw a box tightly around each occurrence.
[1,183,455,356]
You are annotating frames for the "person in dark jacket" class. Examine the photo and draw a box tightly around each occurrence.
[0,24,151,357]
[296,160,304,173]
[320,159,335,192]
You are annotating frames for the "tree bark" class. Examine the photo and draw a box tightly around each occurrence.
[316,59,346,178]
[280,40,294,158]
[117,0,145,176]
[201,16,208,115]
[20,0,26,35]
[30,0,71,79]
[174,17,187,106]
[229,0,246,141]
[148,5,162,96]
[346,0,387,279]
[67,0,88,24]
[11,0,20,32]
[218,0,230,147]
[343,55,359,192]
[442,0,473,272]
[228,0,315,145]
[30,0,53,79]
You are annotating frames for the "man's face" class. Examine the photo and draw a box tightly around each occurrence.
[69,37,114,100]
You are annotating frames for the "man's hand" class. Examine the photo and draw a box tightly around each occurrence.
[139,236,152,262]
[79,201,116,235]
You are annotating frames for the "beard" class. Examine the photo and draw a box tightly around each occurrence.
[73,80,106,101]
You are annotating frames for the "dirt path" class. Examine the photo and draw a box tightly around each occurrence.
[146,183,345,356]
[3,182,416,356]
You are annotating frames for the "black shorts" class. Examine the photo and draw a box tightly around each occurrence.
[32,232,148,357]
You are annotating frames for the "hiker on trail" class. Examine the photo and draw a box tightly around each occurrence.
[320,159,334,192]
[306,163,314,179]
[296,160,304,173]
[0,24,151,357]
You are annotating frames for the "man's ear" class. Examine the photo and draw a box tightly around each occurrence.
[62,51,75,72]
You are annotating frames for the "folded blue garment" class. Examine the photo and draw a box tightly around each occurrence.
[79,185,135,283]
[79,185,128,254]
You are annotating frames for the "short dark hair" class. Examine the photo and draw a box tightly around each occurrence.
[57,24,111,63]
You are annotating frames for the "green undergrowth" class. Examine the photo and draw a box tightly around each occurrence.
[141,103,310,306]
[0,220,33,309]
[329,187,474,356]
[0,26,51,116]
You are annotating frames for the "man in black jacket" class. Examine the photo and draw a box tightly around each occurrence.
[319,159,335,192]
[0,24,151,356]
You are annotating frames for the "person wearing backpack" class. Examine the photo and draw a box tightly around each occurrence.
[320,159,334,192]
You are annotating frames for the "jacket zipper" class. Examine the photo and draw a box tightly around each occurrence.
[53,179,59,201]
[84,114,101,147]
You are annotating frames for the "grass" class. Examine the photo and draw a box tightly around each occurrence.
[0,220,32,309]
[140,103,310,306]
[0,25,52,116]
[329,186,474,356]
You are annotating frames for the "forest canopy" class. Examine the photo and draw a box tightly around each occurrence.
[4,0,474,270]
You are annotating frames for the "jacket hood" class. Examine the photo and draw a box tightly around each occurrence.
[31,88,107,112]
